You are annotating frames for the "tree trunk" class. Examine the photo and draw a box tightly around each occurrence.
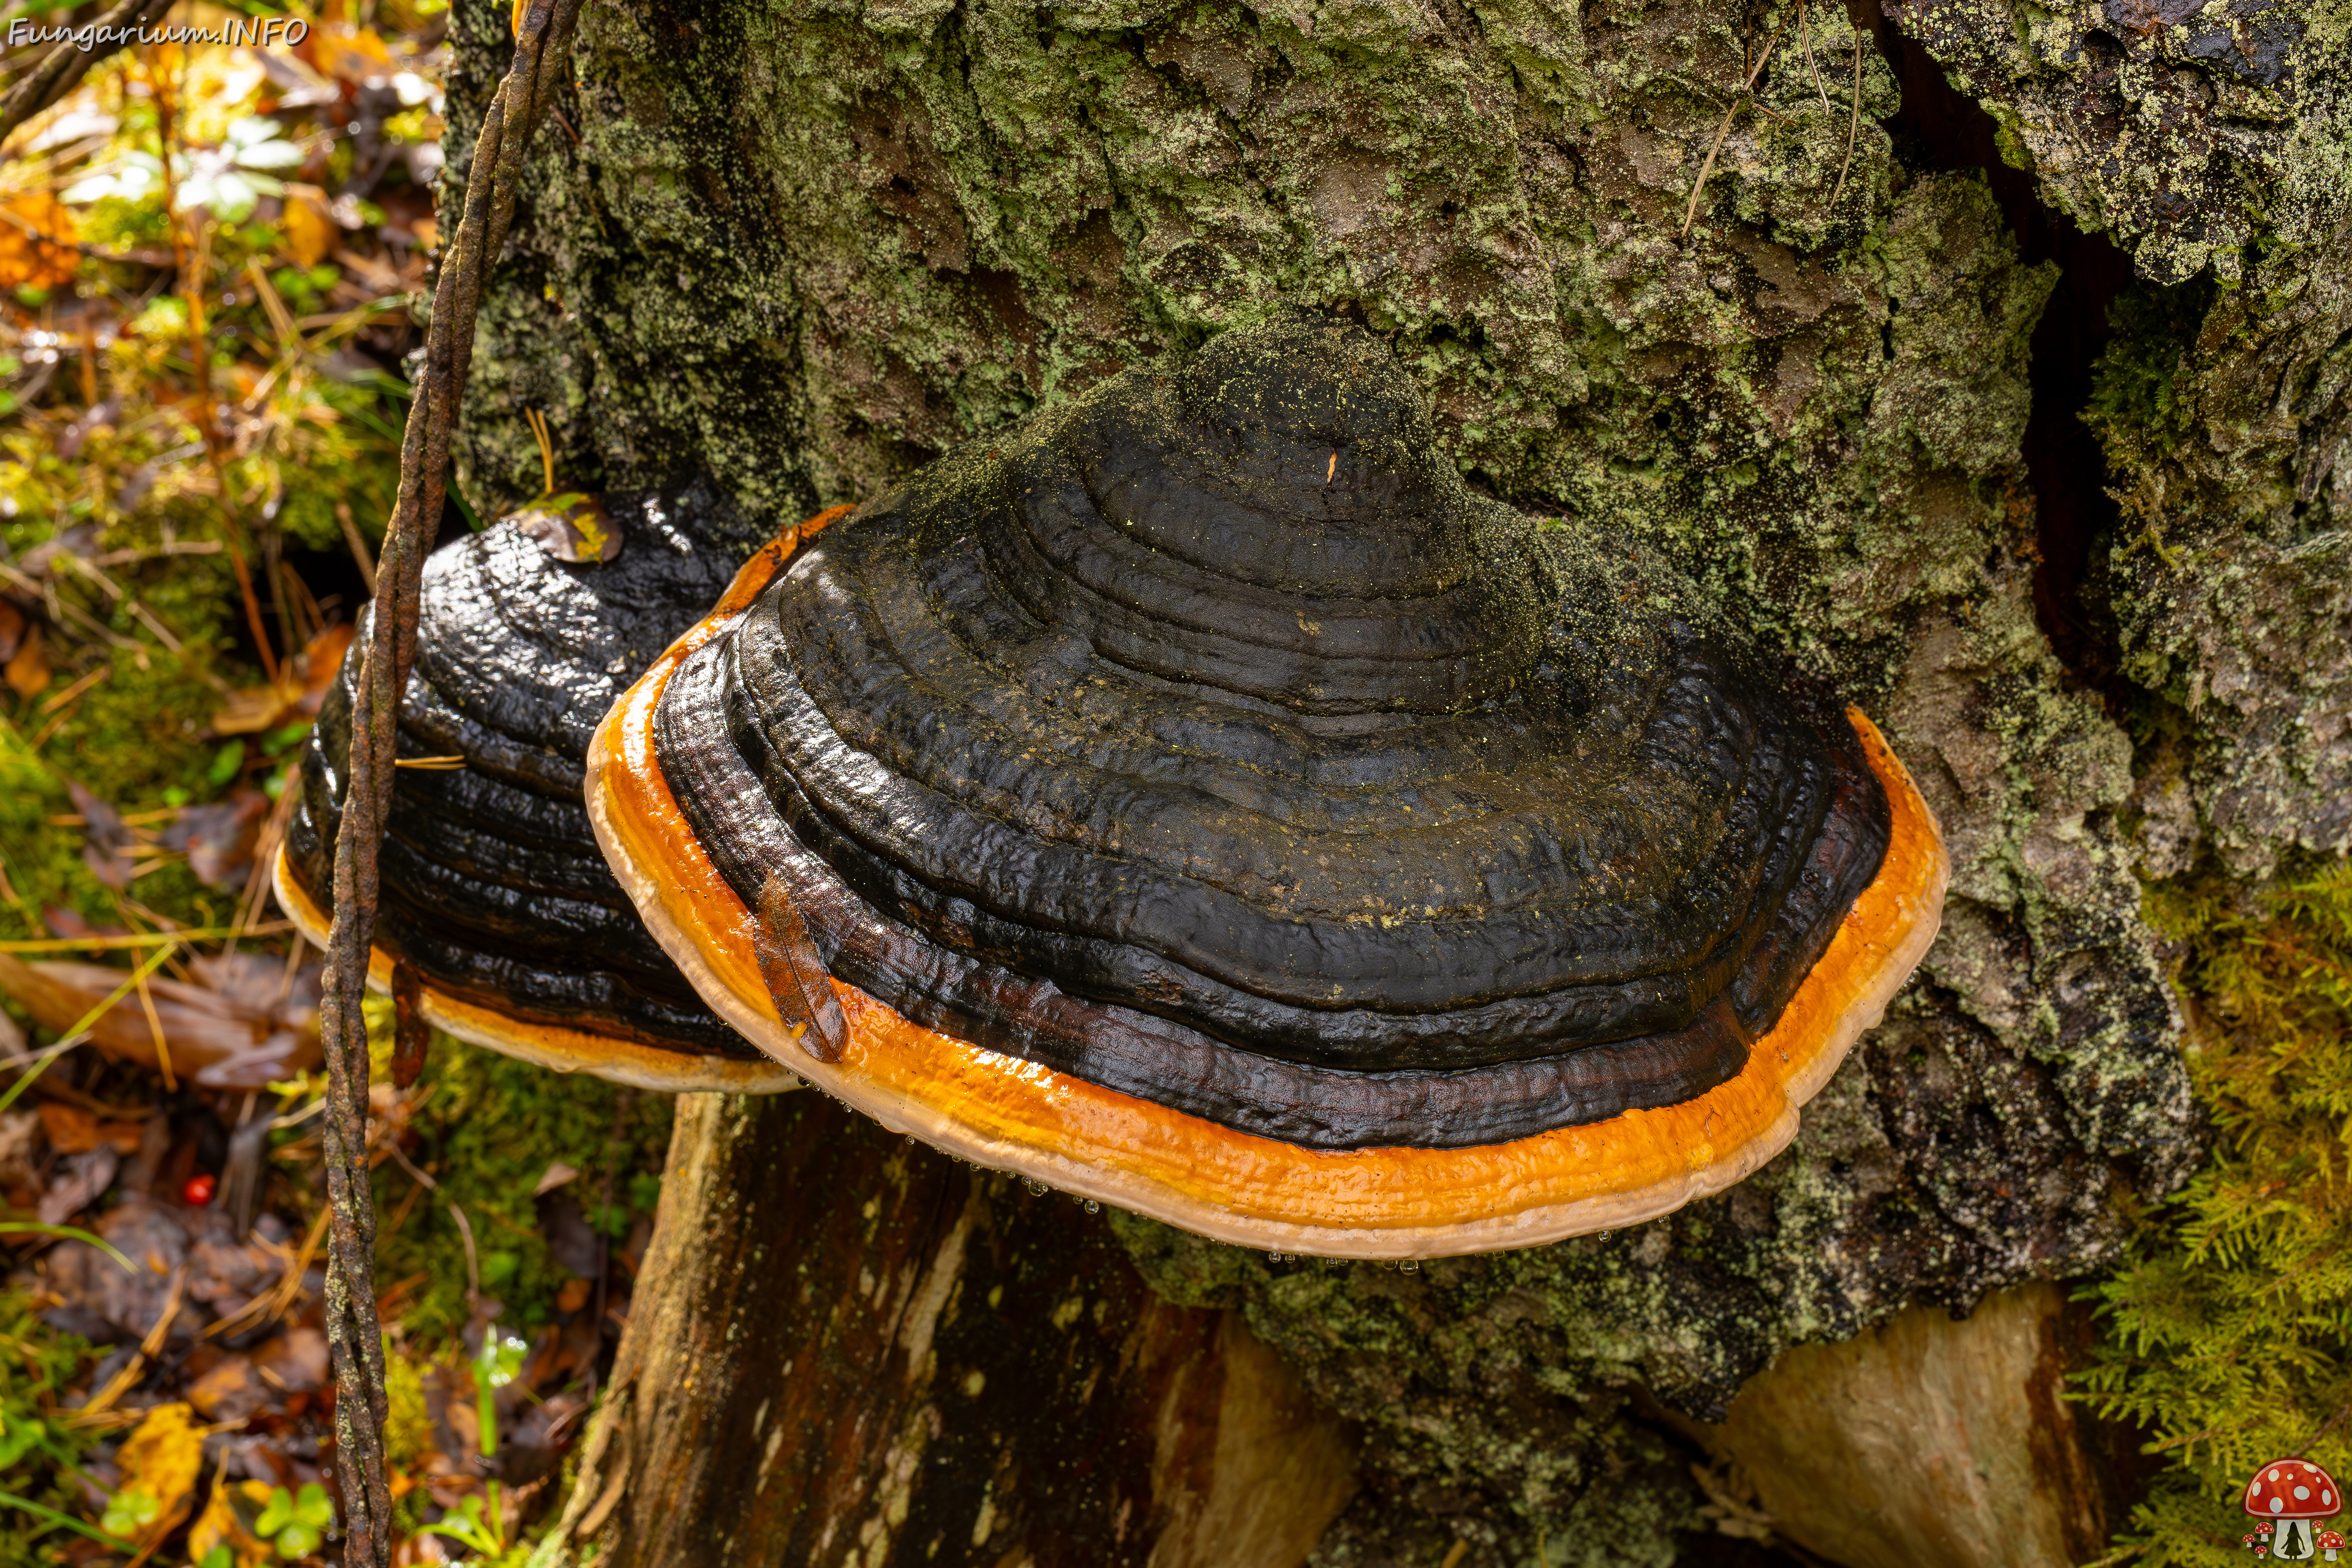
[430,0,2351,1557]
[540,1091,1357,1567]
[1678,1281,2149,1568]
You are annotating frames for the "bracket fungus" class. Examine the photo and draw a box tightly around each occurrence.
[277,478,806,1093]
[588,314,1948,1255]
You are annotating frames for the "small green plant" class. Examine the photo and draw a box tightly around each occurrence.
[416,1492,505,1558]
[0,1291,100,1561]
[97,1484,159,1539]
[254,1481,335,1558]
[2083,862,2352,1564]
[413,1327,527,1559]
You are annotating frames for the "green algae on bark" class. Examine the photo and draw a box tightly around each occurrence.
[1887,0,2352,878]
[442,0,2201,1558]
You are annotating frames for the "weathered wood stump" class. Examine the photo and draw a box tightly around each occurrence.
[1685,1282,2144,1567]
[543,1091,1357,1567]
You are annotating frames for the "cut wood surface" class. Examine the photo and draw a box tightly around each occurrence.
[545,1090,1357,1567]
[1689,1281,2128,1568]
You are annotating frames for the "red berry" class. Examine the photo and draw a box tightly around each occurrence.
[183,1174,217,1206]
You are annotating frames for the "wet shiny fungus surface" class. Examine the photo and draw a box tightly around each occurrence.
[652,316,1894,1148]
[287,478,777,1066]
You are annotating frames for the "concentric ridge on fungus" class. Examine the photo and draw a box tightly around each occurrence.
[587,314,1948,1253]
[278,478,801,1092]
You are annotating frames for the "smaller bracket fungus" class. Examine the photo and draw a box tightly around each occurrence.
[2246,1459,2344,1561]
[587,314,1948,1256]
[279,478,815,1093]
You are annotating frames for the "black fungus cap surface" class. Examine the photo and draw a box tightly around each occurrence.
[287,477,774,1061]
[656,316,1893,1145]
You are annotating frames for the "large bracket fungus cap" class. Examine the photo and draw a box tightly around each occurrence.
[279,478,805,1093]
[587,314,1948,1256]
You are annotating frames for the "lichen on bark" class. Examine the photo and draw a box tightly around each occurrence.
[1887,0,2352,878]
[441,0,2202,1558]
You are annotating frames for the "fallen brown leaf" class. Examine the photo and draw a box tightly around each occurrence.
[37,1102,146,1156]
[208,622,352,735]
[0,1109,41,1210]
[292,622,353,717]
[41,904,127,942]
[0,951,322,1087]
[65,781,134,891]
[164,790,270,891]
[37,1147,115,1224]
[208,685,293,737]
[4,622,50,699]
[186,1354,266,1423]
[255,1326,328,1391]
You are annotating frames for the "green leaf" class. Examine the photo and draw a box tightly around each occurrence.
[413,1492,503,1554]
[294,1482,334,1528]
[0,1223,134,1272]
[100,1483,160,1537]
[255,1483,295,1536]
[0,1486,135,1549]
[261,719,312,756]
[0,1412,46,1471]
[482,1330,527,1391]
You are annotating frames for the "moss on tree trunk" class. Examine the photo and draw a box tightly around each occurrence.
[438,0,2352,1559]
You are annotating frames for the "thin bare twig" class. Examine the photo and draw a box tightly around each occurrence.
[336,502,379,593]
[1797,0,1833,114]
[314,0,588,1560]
[1682,34,1781,238]
[149,50,281,687]
[2296,1400,2352,1458]
[0,0,176,146]
[1831,34,1863,209]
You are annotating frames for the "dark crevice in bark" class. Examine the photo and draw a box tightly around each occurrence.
[1871,8,2138,706]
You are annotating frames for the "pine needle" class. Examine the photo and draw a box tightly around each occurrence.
[1831,34,1863,209]
[1682,33,1781,238]
[1797,0,1833,113]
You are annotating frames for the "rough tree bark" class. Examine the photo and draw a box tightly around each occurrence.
[538,1092,1358,1566]
[422,0,2350,1562]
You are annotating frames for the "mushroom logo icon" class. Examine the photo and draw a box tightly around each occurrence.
[2244,1459,2345,1561]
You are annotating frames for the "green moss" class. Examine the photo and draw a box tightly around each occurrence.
[2081,863,2352,1564]
[2084,277,2217,475]
[1890,0,2352,875]
[0,486,273,943]
[385,1348,434,1455]
[0,1289,99,1566]
[0,651,257,943]
[1115,1213,1716,1564]
[368,1028,674,1346]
